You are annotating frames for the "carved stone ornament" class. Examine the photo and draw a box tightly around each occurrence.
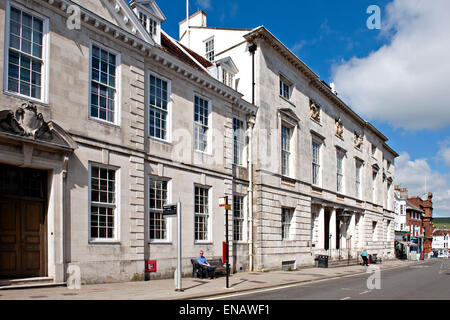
[354,132,363,149]
[310,99,321,122]
[0,102,52,140]
[335,117,343,138]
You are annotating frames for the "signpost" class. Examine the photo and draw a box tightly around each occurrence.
[219,196,230,288]
[164,202,183,292]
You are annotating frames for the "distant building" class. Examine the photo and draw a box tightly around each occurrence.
[408,193,434,258]
[432,229,450,257]
[394,186,408,239]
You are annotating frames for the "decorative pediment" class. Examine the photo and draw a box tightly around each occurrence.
[216,56,239,74]
[133,0,166,22]
[101,0,155,45]
[0,102,77,152]
[278,107,300,127]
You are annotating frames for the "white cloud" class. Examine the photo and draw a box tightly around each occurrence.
[196,0,212,10]
[438,139,450,167]
[332,0,450,130]
[395,152,450,217]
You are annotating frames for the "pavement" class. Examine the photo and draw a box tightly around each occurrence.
[0,259,428,300]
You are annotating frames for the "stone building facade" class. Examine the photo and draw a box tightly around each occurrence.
[179,11,399,271]
[0,0,256,284]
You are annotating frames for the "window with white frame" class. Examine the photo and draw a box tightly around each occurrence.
[195,186,210,241]
[205,38,214,62]
[90,165,117,240]
[139,11,147,29]
[233,195,244,242]
[6,5,46,101]
[279,77,291,100]
[194,95,210,153]
[386,181,392,209]
[372,169,377,203]
[281,125,292,176]
[371,143,377,157]
[149,73,170,140]
[282,208,293,240]
[312,140,321,186]
[149,179,169,241]
[149,17,157,36]
[222,68,234,88]
[337,152,344,193]
[355,160,362,199]
[233,117,245,166]
[90,44,118,123]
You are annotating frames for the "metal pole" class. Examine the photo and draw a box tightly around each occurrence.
[175,201,183,292]
[225,196,230,288]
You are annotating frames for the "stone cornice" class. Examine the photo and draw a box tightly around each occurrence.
[39,0,153,53]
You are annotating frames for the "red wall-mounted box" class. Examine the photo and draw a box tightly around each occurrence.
[145,260,157,273]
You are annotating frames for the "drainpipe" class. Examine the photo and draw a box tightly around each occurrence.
[62,155,69,283]
[248,43,257,272]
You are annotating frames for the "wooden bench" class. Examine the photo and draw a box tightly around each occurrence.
[191,258,226,279]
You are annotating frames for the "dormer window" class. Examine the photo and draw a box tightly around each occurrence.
[138,11,157,36]
[129,1,165,45]
[139,11,147,29]
[149,17,157,36]
[222,69,234,88]
[205,38,214,62]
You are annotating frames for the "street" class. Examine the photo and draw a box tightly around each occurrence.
[205,259,450,300]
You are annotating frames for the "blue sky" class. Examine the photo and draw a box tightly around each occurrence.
[154,0,450,217]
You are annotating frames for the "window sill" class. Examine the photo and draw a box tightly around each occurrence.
[149,240,173,245]
[310,118,322,126]
[88,116,121,128]
[88,240,121,245]
[279,95,296,108]
[149,136,172,145]
[3,90,49,107]
[194,150,213,157]
[195,241,213,245]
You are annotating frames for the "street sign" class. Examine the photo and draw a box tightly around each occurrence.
[219,197,227,207]
[163,204,177,216]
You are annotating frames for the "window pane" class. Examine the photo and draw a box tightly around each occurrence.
[90,167,116,239]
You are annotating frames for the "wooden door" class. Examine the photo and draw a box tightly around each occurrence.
[0,199,44,278]
[20,200,45,277]
[0,199,20,278]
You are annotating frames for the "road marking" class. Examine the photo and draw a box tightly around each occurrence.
[201,261,428,300]
[359,290,369,295]
[341,297,351,300]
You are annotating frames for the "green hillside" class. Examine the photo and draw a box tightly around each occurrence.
[433,218,450,229]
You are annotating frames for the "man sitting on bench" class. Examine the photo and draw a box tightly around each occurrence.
[197,250,216,280]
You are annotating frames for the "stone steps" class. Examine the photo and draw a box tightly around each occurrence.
[0,277,65,290]
[327,258,360,268]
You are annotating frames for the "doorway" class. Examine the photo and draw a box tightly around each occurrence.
[0,164,47,279]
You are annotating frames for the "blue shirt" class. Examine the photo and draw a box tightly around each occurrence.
[361,251,368,257]
[197,256,209,265]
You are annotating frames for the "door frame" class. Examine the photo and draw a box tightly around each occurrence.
[0,165,48,279]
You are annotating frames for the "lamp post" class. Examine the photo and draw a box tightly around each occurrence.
[219,196,231,289]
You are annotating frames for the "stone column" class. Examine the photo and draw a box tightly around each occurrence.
[330,208,337,252]
[318,206,325,249]
[349,213,356,250]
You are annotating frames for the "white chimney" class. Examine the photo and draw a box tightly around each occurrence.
[179,10,207,40]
